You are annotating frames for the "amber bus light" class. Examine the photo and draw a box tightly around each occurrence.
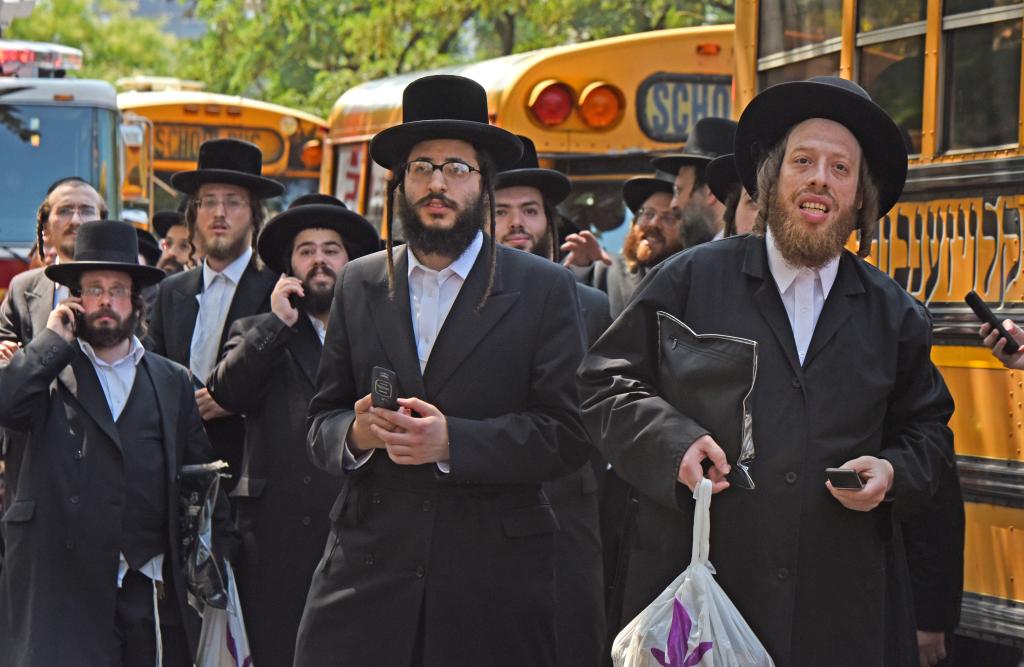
[578,82,625,129]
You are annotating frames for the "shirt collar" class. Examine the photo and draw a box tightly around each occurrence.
[79,335,145,369]
[407,231,483,281]
[203,246,252,289]
[765,227,840,295]
[307,313,326,343]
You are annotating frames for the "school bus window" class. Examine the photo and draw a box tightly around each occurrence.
[858,35,925,154]
[559,182,627,234]
[942,18,1021,151]
[758,0,843,55]
[759,53,840,89]
[858,0,926,31]
[944,0,1021,17]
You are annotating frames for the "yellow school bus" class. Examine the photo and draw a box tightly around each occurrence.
[736,0,1023,657]
[118,81,326,215]
[321,26,735,247]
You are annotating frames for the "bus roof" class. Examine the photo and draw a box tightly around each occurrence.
[327,25,734,154]
[0,78,117,109]
[117,89,326,127]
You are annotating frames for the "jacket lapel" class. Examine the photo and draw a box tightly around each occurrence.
[288,314,323,389]
[60,348,122,451]
[365,247,427,399]
[170,268,202,364]
[742,236,803,378]
[424,244,518,396]
[222,260,274,347]
[140,355,179,486]
[25,272,55,340]
[802,252,865,368]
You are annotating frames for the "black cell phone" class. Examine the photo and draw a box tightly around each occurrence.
[288,292,301,311]
[965,291,1019,354]
[370,366,400,411]
[826,467,864,490]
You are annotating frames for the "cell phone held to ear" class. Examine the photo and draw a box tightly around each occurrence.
[370,366,400,411]
[965,291,1019,354]
[825,467,864,490]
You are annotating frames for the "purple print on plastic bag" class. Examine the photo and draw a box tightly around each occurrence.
[650,598,713,667]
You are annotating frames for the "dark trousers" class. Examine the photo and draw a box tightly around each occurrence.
[115,569,190,667]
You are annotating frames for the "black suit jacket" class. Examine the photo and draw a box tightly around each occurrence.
[144,256,276,490]
[578,234,955,666]
[0,268,55,346]
[295,242,589,666]
[0,330,233,666]
[208,312,339,667]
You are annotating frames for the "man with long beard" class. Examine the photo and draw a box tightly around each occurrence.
[0,220,232,666]
[206,194,378,667]
[145,138,282,493]
[294,75,589,666]
[578,77,955,664]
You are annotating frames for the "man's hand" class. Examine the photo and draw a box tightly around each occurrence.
[370,396,450,466]
[195,388,233,421]
[981,320,1024,370]
[916,630,946,667]
[46,298,84,343]
[561,231,612,268]
[348,393,395,454]
[0,340,21,363]
[677,434,731,494]
[826,455,893,511]
[270,274,303,327]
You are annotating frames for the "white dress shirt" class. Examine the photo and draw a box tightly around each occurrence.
[189,246,252,384]
[51,257,69,308]
[79,336,165,587]
[764,228,840,365]
[308,313,326,345]
[343,232,484,472]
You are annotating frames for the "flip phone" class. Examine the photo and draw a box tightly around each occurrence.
[965,291,1019,354]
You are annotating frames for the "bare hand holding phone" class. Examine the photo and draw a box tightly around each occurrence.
[46,298,84,343]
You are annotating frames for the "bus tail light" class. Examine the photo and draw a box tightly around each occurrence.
[528,80,574,127]
[301,139,323,170]
[697,43,722,56]
[578,82,625,129]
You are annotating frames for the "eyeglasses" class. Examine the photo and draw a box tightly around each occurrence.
[196,196,250,212]
[637,207,676,226]
[53,205,99,222]
[79,285,131,300]
[403,160,481,184]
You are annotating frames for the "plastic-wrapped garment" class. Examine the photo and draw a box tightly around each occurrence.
[179,461,229,612]
[195,562,252,667]
[611,479,775,667]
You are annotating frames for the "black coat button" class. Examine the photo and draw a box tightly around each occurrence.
[422,500,432,512]
[777,568,789,580]
[302,475,312,485]
[785,472,798,484]
[364,553,374,565]
[73,450,84,460]
[69,495,79,504]
[791,377,801,389]
[415,565,425,578]
[371,493,382,505]
[302,515,311,526]
[65,541,73,550]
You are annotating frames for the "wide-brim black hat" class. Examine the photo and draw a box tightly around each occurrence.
[495,135,571,205]
[734,76,907,216]
[171,138,285,199]
[707,154,743,203]
[370,75,523,171]
[46,220,166,287]
[258,193,380,275]
[152,210,185,238]
[623,176,674,214]
[651,117,738,174]
[136,228,162,266]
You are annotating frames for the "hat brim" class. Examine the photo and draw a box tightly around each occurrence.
[650,153,714,175]
[623,177,674,214]
[170,169,285,199]
[370,120,523,171]
[495,168,572,205]
[45,261,166,288]
[706,154,741,204]
[258,204,380,275]
[734,79,908,216]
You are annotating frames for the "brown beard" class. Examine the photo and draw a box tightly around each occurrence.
[202,232,251,263]
[398,190,485,260]
[622,222,681,272]
[766,187,857,269]
[299,264,337,316]
[79,307,137,349]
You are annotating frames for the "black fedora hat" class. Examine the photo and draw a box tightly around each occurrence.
[370,75,523,171]
[46,220,166,287]
[706,154,744,204]
[651,117,738,174]
[171,138,285,199]
[623,175,674,214]
[495,136,572,205]
[257,193,380,275]
[152,210,185,239]
[136,228,162,266]
[734,76,907,215]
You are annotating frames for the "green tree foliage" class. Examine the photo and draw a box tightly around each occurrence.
[6,0,178,82]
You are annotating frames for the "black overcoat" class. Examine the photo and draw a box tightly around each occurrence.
[577,234,955,667]
[0,329,233,666]
[208,312,340,667]
[294,242,590,666]
[144,257,276,491]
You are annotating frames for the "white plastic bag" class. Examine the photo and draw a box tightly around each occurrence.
[195,561,253,667]
[611,479,775,667]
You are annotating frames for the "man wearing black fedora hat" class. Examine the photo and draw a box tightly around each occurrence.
[0,220,233,666]
[151,206,196,275]
[707,153,759,239]
[206,194,378,667]
[579,77,954,665]
[296,75,588,666]
[145,138,283,494]
[494,134,608,666]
